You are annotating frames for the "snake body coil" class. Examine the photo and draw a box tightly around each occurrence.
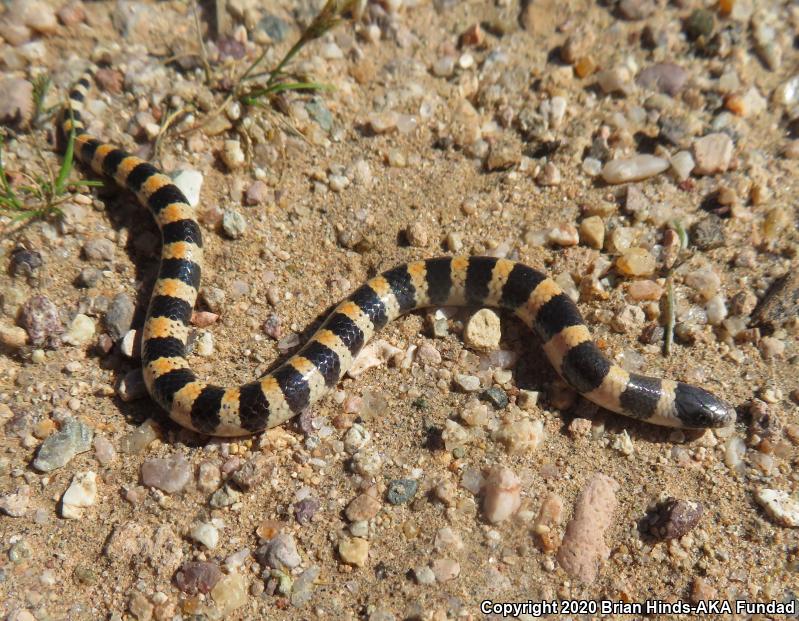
[62,71,735,436]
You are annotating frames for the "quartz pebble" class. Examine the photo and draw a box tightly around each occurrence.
[493,419,544,453]
[141,454,192,493]
[464,309,501,351]
[120,419,159,453]
[431,558,460,582]
[175,561,222,595]
[93,435,117,465]
[211,572,248,615]
[670,151,694,181]
[257,532,301,570]
[62,313,95,346]
[339,537,369,566]
[222,209,247,238]
[170,169,203,207]
[533,492,564,552]
[556,473,619,584]
[754,489,799,527]
[692,133,733,175]
[291,565,320,607]
[61,471,97,519]
[346,494,381,521]
[0,485,31,517]
[579,216,604,249]
[33,419,93,472]
[596,67,633,95]
[616,248,656,277]
[482,466,521,523]
[601,155,669,184]
[191,521,221,549]
[636,63,687,96]
[222,140,245,169]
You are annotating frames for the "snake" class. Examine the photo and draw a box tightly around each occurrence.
[61,69,736,437]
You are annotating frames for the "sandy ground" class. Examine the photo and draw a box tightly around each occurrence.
[0,0,798,619]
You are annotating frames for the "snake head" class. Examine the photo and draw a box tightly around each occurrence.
[674,383,737,428]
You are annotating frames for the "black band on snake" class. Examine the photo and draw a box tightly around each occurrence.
[60,69,736,437]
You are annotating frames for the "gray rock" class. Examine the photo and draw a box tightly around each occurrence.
[209,484,240,508]
[175,561,222,595]
[258,14,290,42]
[33,419,94,472]
[256,532,301,570]
[290,565,320,607]
[636,63,688,96]
[77,267,103,288]
[141,454,192,493]
[105,293,135,341]
[0,77,33,125]
[82,238,116,262]
[386,479,418,505]
[691,216,726,250]
[222,209,246,239]
[294,497,320,525]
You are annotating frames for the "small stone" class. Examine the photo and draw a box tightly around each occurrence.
[190,521,220,549]
[454,373,481,392]
[339,537,369,567]
[294,497,319,525]
[432,55,455,77]
[57,1,86,26]
[533,492,564,552]
[556,473,619,584]
[386,479,418,505]
[685,268,720,300]
[416,341,442,364]
[628,280,662,301]
[20,295,63,348]
[611,304,645,333]
[636,63,687,96]
[368,111,398,134]
[0,485,30,517]
[93,435,117,466]
[256,532,301,570]
[128,592,153,621]
[291,565,320,607]
[644,498,703,540]
[537,162,561,186]
[414,565,436,585]
[10,247,42,279]
[405,222,428,247]
[685,9,714,40]
[670,151,694,181]
[464,308,501,351]
[0,324,28,348]
[547,223,579,247]
[706,295,727,326]
[169,169,203,208]
[578,216,604,249]
[61,471,97,519]
[691,216,726,250]
[211,572,248,615]
[120,419,159,453]
[759,336,785,359]
[0,77,32,125]
[619,0,655,20]
[105,293,134,341]
[596,67,633,95]
[175,561,222,595]
[616,248,656,277]
[582,157,602,177]
[601,155,669,184]
[754,489,799,527]
[692,133,734,176]
[33,419,93,472]
[482,466,521,523]
[141,454,192,493]
[62,313,95,346]
[222,140,245,169]
[431,558,460,582]
[485,140,521,171]
[346,494,381,521]
[222,208,247,238]
[83,238,116,262]
[480,386,509,409]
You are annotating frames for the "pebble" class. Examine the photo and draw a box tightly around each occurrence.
[705,295,727,325]
[692,133,733,175]
[120,419,159,453]
[175,561,222,595]
[169,169,203,208]
[83,238,116,262]
[414,565,436,585]
[368,111,398,134]
[533,492,564,552]
[432,56,455,77]
[0,77,33,125]
[405,222,428,247]
[245,180,270,205]
[616,248,656,277]
[291,565,320,607]
[61,471,97,519]
[644,498,703,540]
[0,324,28,348]
[93,435,117,466]
[416,341,442,365]
[464,308,501,351]
[10,247,42,279]
[210,484,240,508]
[618,0,655,19]
[596,67,633,95]
[347,340,400,377]
[556,473,619,584]
[755,270,799,327]
[670,150,694,181]
[547,223,579,247]
[128,592,152,621]
[482,466,522,523]
[20,295,63,348]
[222,140,245,169]
[493,419,544,453]
[480,386,508,409]
[685,8,714,40]
[190,521,220,549]
[685,267,720,300]
[105,293,134,341]
[294,497,320,525]
[339,537,369,567]
[579,216,604,249]
[0,485,30,517]
[636,63,687,96]
[257,533,301,570]
[57,1,86,26]
[77,267,103,288]
[33,418,93,472]
[754,489,799,527]
[222,208,247,238]
[431,558,460,582]
[611,304,645,333]
[211,572,248,615]
[386,479,418,505]
[601,155,669,184]
[346,493,381,521]
[454,373,481,392]
[485,140,521,171]
[537,162,561,186]
[141,454,192,493]
[62,313,95,346]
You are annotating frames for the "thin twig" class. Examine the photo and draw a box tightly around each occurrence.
[191,0,212,85]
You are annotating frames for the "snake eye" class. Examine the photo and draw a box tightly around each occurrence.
[674,383,736,428]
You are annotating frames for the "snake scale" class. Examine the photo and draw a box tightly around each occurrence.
[61,70,736,437]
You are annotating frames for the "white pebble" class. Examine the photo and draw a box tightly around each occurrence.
[670,150,695,181]
[62,313,95,346]
[222,140,245,169]
[482,466,521,523]
[464,309,501,352]
[754,489,799,527]
[601,155,669,184]
[170,169,204,208]
[61,471,97,519]
[191,521,220,549]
